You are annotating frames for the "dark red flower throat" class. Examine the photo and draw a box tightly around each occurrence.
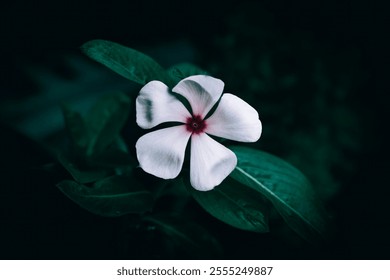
[186,115,206,134]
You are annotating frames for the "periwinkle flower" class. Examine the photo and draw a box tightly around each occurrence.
[136,75,261,191]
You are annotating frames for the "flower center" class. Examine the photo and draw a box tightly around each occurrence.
[186,115,206,134]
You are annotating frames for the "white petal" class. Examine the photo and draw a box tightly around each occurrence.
[205,94,262,142]
[172,75,224,118]
[136,81,191,129]
[136,126,191,179]
[190,133,237,191]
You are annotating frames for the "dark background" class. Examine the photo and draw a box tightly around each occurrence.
[0,0,389,259]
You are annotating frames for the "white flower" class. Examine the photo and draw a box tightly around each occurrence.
[135,75,262,191]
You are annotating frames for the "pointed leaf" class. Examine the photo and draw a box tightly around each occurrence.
[85,92,131,157]
[187,176,270,232]
[57,175,153,217]
[81,39,170,85]
[86,137,136,168]
[58,153,109,184]
[229,146,330,242]
[61,104,89,155]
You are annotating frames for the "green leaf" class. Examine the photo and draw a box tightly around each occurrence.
[81,39,170,85]
[167,63,208,85]
[86,137,136,169]
[61,92,131,159]
[187,176,269,232]
[85,92,131,157]
[229,146,330,242]
[57,175,154,217]
[61,104,89,155]
[57,153,109,184]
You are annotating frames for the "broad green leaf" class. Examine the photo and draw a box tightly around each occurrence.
[167,63,208,86]
[57,175,153,217]
[57,153,109,184]
[81,39,170,85]
[85,92,131,157]
[229,146,330,242]
[187,176,269,232]
[86,137,136,168]
[61,104,89,155]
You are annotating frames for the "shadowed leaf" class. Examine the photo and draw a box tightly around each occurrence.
[230,146,330,243]
[57,175,153,217]
[61,104,89,155]
[57,153,109,184]
[81,39,171,85]
[188,176,269,232]
[85,92,131,157]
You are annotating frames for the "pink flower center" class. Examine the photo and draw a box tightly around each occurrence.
[186,115,206,134]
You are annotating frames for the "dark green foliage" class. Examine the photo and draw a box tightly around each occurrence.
[81,39,209,89]
[81,39,171,86]
[61,105,89,155]
[230,146,330,243]
[188,176,269,233]
[57,175,154,217]
[85,92,131,157]
[60,91,133,183]
[57,153,109,183]
[59,91,142,213]
[62,91,131,159]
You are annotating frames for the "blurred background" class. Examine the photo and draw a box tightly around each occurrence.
[0,0,389,259]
